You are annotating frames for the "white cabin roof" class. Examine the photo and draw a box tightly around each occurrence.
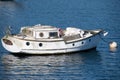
[32,24,58,31]
[21,24,58,31]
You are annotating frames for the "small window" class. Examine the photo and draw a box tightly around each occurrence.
[3,39,13,45]
[49,32,58,38]
[26,42,30,46]
[72,43,75,46]
[22,28,32,36]
[81,42,84,44]
[39,43,43,47]
[39,33,44,37]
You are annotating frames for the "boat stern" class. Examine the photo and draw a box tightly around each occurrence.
[1,35,21,53]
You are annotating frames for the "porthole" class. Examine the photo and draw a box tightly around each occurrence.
[26,42,30,46]
[72,43,75,46]
[81,42,84,44]
[39,43,43,47]
[39,33,44,37]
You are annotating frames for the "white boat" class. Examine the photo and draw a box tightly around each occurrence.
[1,24,107,55]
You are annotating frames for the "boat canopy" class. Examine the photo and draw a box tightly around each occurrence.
[65,27,84,37]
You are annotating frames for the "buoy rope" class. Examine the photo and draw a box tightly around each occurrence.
[99,32,120,45]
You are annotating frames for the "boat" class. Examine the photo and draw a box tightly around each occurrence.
[1,24,107,55]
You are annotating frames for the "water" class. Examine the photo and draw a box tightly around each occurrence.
[0,0,120,80]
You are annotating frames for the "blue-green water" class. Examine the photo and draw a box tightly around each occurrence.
[0,0,120,80]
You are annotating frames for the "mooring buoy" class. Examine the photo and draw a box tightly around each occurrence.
[109,41,117,48]
[109,41,117,52]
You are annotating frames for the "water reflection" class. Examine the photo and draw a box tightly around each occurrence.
[1,53,83,79]
[1,50,101,80]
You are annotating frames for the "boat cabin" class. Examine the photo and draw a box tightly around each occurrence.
[20,25,61,39]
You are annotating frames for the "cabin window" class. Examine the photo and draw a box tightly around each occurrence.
[26,42,30,46]
[39,43,43,47]
[49,32,58,38]
[22,28,32,36]
[39,33,44,37]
